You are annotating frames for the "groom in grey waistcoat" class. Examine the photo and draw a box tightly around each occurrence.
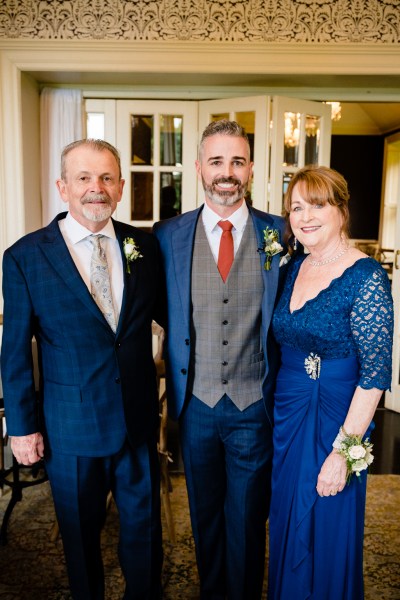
[153,120,287,599]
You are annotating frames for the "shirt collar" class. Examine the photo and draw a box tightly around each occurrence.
[64,212,116,244]
[202,200,249,234]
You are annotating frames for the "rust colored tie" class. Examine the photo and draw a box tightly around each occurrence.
[217,220,234,282]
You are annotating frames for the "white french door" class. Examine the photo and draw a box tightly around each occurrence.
[387,239,400,413]
[198,96,271,211]
[269,96,332,215]
[87,95,332,223]
[115,100,198,228]
[198,95,332,216]
[382,133,400,413]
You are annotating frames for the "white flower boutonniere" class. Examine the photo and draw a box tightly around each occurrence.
[333,426,374,484]
[260,228,283,271]
[123,237,143,274]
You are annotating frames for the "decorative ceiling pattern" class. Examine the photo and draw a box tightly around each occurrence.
[0,0,398,42]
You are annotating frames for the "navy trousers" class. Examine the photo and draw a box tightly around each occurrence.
[180,395,272,600]
[45,439,162,600]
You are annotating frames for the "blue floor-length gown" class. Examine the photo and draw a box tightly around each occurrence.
[268,256,393,600]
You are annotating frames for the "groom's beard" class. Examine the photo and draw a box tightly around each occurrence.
[202,176,248,207]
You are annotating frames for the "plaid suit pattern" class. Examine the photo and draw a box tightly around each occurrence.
[1,213,161,454]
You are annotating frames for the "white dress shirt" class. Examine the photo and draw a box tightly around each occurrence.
[201,200,249,263]
[59,213,124,321]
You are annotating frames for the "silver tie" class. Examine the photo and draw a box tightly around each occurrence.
[89,235,117,332]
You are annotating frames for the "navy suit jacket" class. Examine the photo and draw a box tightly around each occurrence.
[153,204,287,423]
[1,213,164,456]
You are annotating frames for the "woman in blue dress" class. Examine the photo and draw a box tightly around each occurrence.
[268,165,393,600]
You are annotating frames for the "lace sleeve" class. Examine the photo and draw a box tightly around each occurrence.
[350,265,393,390]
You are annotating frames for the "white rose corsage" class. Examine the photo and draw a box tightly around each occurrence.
[333,426,374,484]
[259,228,283,271]
[123,237,143,274]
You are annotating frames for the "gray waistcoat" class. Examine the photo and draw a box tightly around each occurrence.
[191,217,264,410]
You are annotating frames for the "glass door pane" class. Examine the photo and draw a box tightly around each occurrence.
[283,112,300,167]
[160,115,183,166]
[131,116,153,165]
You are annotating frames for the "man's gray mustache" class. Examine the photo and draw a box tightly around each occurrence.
[82,194,111,204]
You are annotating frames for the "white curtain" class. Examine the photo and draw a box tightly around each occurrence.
[40,88,83,225]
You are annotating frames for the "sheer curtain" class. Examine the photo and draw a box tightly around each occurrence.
[40,88,83,225]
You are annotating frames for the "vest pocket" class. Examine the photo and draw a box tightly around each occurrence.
[249,351,264,364]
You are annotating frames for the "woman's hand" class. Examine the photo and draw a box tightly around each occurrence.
[316,450,347,497]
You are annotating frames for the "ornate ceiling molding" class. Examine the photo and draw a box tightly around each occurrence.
[0,0,398,43]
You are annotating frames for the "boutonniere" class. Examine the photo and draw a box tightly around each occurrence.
[259,228,283,271]
[123,237,143,274]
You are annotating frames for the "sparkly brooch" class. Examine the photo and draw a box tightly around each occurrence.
[304,352,321,380]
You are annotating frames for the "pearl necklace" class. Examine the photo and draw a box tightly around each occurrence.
[308,244,350,267]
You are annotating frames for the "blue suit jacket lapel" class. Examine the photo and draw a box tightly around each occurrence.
[38,215,116,331]
[171,208,202,328]
[249,208,280,331]
[114,224,139,335]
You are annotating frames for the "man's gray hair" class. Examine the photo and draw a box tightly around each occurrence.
[60,139,122,180]
[199,120,250,159]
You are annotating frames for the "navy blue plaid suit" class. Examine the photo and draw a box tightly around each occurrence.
[1,213,164,599]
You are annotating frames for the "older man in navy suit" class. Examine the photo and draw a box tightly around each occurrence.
[153,120,288,599]
[1,139,164,599]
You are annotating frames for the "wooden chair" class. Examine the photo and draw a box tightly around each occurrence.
[152,321,175,544]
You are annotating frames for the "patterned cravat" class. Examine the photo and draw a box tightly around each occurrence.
[217,220,234,282]
[89,234,117,332]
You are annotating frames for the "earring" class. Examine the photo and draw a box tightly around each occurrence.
[293,237,298,251]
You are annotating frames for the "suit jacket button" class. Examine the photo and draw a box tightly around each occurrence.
[181,368,187,375]
[222,379,228,384]
[222,361,228,366]
[115,377,121,384]
[222,320,228,325]
[223,298,229,304]
[185,339,190,345]
[222,340,228,345]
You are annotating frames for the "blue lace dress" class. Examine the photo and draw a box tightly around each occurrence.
[268,256,393,600]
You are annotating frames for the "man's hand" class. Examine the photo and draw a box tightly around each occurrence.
[10,433,45,465]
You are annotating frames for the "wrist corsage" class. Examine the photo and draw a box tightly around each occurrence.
[123,237,143,273]
[332,426,374,483]
[259,228,283,271]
